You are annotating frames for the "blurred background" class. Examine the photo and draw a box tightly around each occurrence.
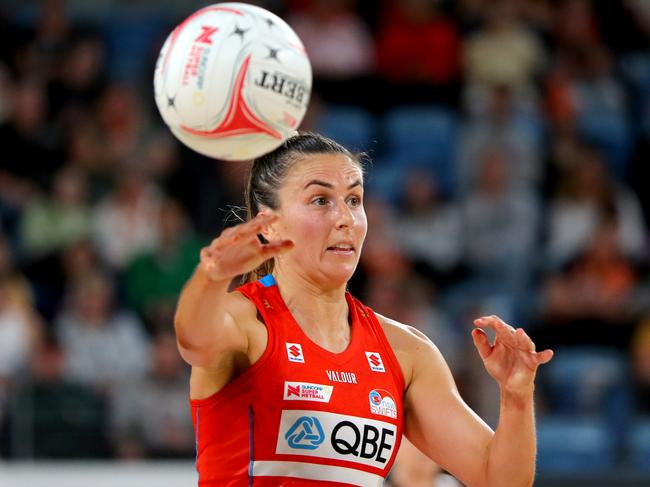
[0,0,648,485]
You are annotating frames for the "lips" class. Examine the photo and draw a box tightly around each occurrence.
[327,243,355,252]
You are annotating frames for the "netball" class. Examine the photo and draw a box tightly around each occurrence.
[153,2,312,161]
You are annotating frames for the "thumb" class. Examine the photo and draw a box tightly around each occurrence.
[472,328,493,360]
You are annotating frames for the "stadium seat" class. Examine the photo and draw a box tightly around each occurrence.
[628,418,650,471]
[380,106,459,197]
[315,105,377,154]
[537,416,617,473]
[577,113,632,179]
[538,346,631,456]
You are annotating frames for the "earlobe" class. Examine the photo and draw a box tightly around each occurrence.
[259,211,279,242]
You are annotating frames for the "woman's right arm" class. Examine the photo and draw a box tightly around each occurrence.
[174,212,293,367]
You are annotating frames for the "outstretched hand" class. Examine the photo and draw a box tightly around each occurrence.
[200,212,294,282]
[471,315,553,395]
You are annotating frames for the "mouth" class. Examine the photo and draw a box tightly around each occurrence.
[326,243,355,255]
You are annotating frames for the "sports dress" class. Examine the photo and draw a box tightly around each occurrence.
[190,274,405,486]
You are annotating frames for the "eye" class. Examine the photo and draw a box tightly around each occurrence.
[347,196,362,207]
[312,196,329,206]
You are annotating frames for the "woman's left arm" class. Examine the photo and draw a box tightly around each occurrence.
[470,315,554,487]
[397,315,553,487]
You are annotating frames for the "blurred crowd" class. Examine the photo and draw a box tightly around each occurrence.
[0,0,649,479]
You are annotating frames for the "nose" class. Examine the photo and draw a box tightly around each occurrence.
[335,199,354,229]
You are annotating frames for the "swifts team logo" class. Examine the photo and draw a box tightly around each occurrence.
[286,342,304,363]
[368,389,397,419]
[365,352,385,372]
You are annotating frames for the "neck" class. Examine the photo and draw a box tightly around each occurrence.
[272,266,351,353]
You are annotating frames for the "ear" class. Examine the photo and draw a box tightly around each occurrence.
[258,207,279,242]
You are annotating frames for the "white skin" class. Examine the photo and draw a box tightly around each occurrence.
[175,152,554,487]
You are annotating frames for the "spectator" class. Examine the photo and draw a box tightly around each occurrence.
[55,272,150,391]
[2,334,109,458]
[544,144,646,268]
[463,0,546,89]
[0,77,64,194]
[92,170,162,270]
[110,331,193,459]
[460,83,543,193]
[394,170,463,286]
[375,0,460,104]
[287,0,374,79]
[632,317,650,414]
[461,148,539,286]
[19,165,91,261]
[125,198,204,331]
[538,217,638,350]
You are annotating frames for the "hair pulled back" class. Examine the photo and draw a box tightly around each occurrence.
[243,132,363,282]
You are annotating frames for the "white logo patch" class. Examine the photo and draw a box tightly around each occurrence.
[284,382,333,403]
[286,343,304,363]
[277,409,398,470]
[365,352,385,372]
[369,389,397,419]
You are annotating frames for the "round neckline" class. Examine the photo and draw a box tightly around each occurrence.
[263,279,360,365]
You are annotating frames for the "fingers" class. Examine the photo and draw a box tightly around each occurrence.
[260,239,294,256]
[244,211,278,236]
[473,315,535,352]
[471,328,493,360]
[536,349,554,364]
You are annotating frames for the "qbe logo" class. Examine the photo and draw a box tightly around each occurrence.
[277,410,397,469]
[285,416,325,450]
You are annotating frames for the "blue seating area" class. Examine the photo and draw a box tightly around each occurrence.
[537,417,617,473]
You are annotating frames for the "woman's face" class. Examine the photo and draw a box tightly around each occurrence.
[270,153,367,288]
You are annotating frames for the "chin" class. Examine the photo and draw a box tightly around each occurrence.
[321,265,357,288]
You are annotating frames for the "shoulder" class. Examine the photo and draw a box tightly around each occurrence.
[225,289,264,331]
[375,313,458,405]
[374,312,444,391]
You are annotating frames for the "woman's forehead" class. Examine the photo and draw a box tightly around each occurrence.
[285,153,363,187]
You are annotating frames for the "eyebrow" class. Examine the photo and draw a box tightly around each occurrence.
[303,179,363,190]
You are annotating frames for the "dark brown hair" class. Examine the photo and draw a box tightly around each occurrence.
[243,132,364,283]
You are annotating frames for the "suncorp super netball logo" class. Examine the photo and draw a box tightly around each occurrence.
[284,382,333,403]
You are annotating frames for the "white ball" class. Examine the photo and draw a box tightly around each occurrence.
[153,3,312,161]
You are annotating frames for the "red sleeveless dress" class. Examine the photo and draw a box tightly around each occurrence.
[190,274,405,486]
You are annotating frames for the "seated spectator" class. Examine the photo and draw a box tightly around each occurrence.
[287,0,374,79]
[55,271,150,391]
[47,31,106,128]
[545,42,631,173]
[544,144,646,268]
[2,334,109,458]
[459,83,543,193]
[110,331,193,459]
[92,170,162,270]
[375,0,460,104]
[19,165,91,261]
[632,317,650,414]
[0,234,33,311]
[394,170,463,286]
[463,0,546,90]
[461,148,539,286]
[0,77,64,194]
[537,217,638,350]
[125,198,204,332]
